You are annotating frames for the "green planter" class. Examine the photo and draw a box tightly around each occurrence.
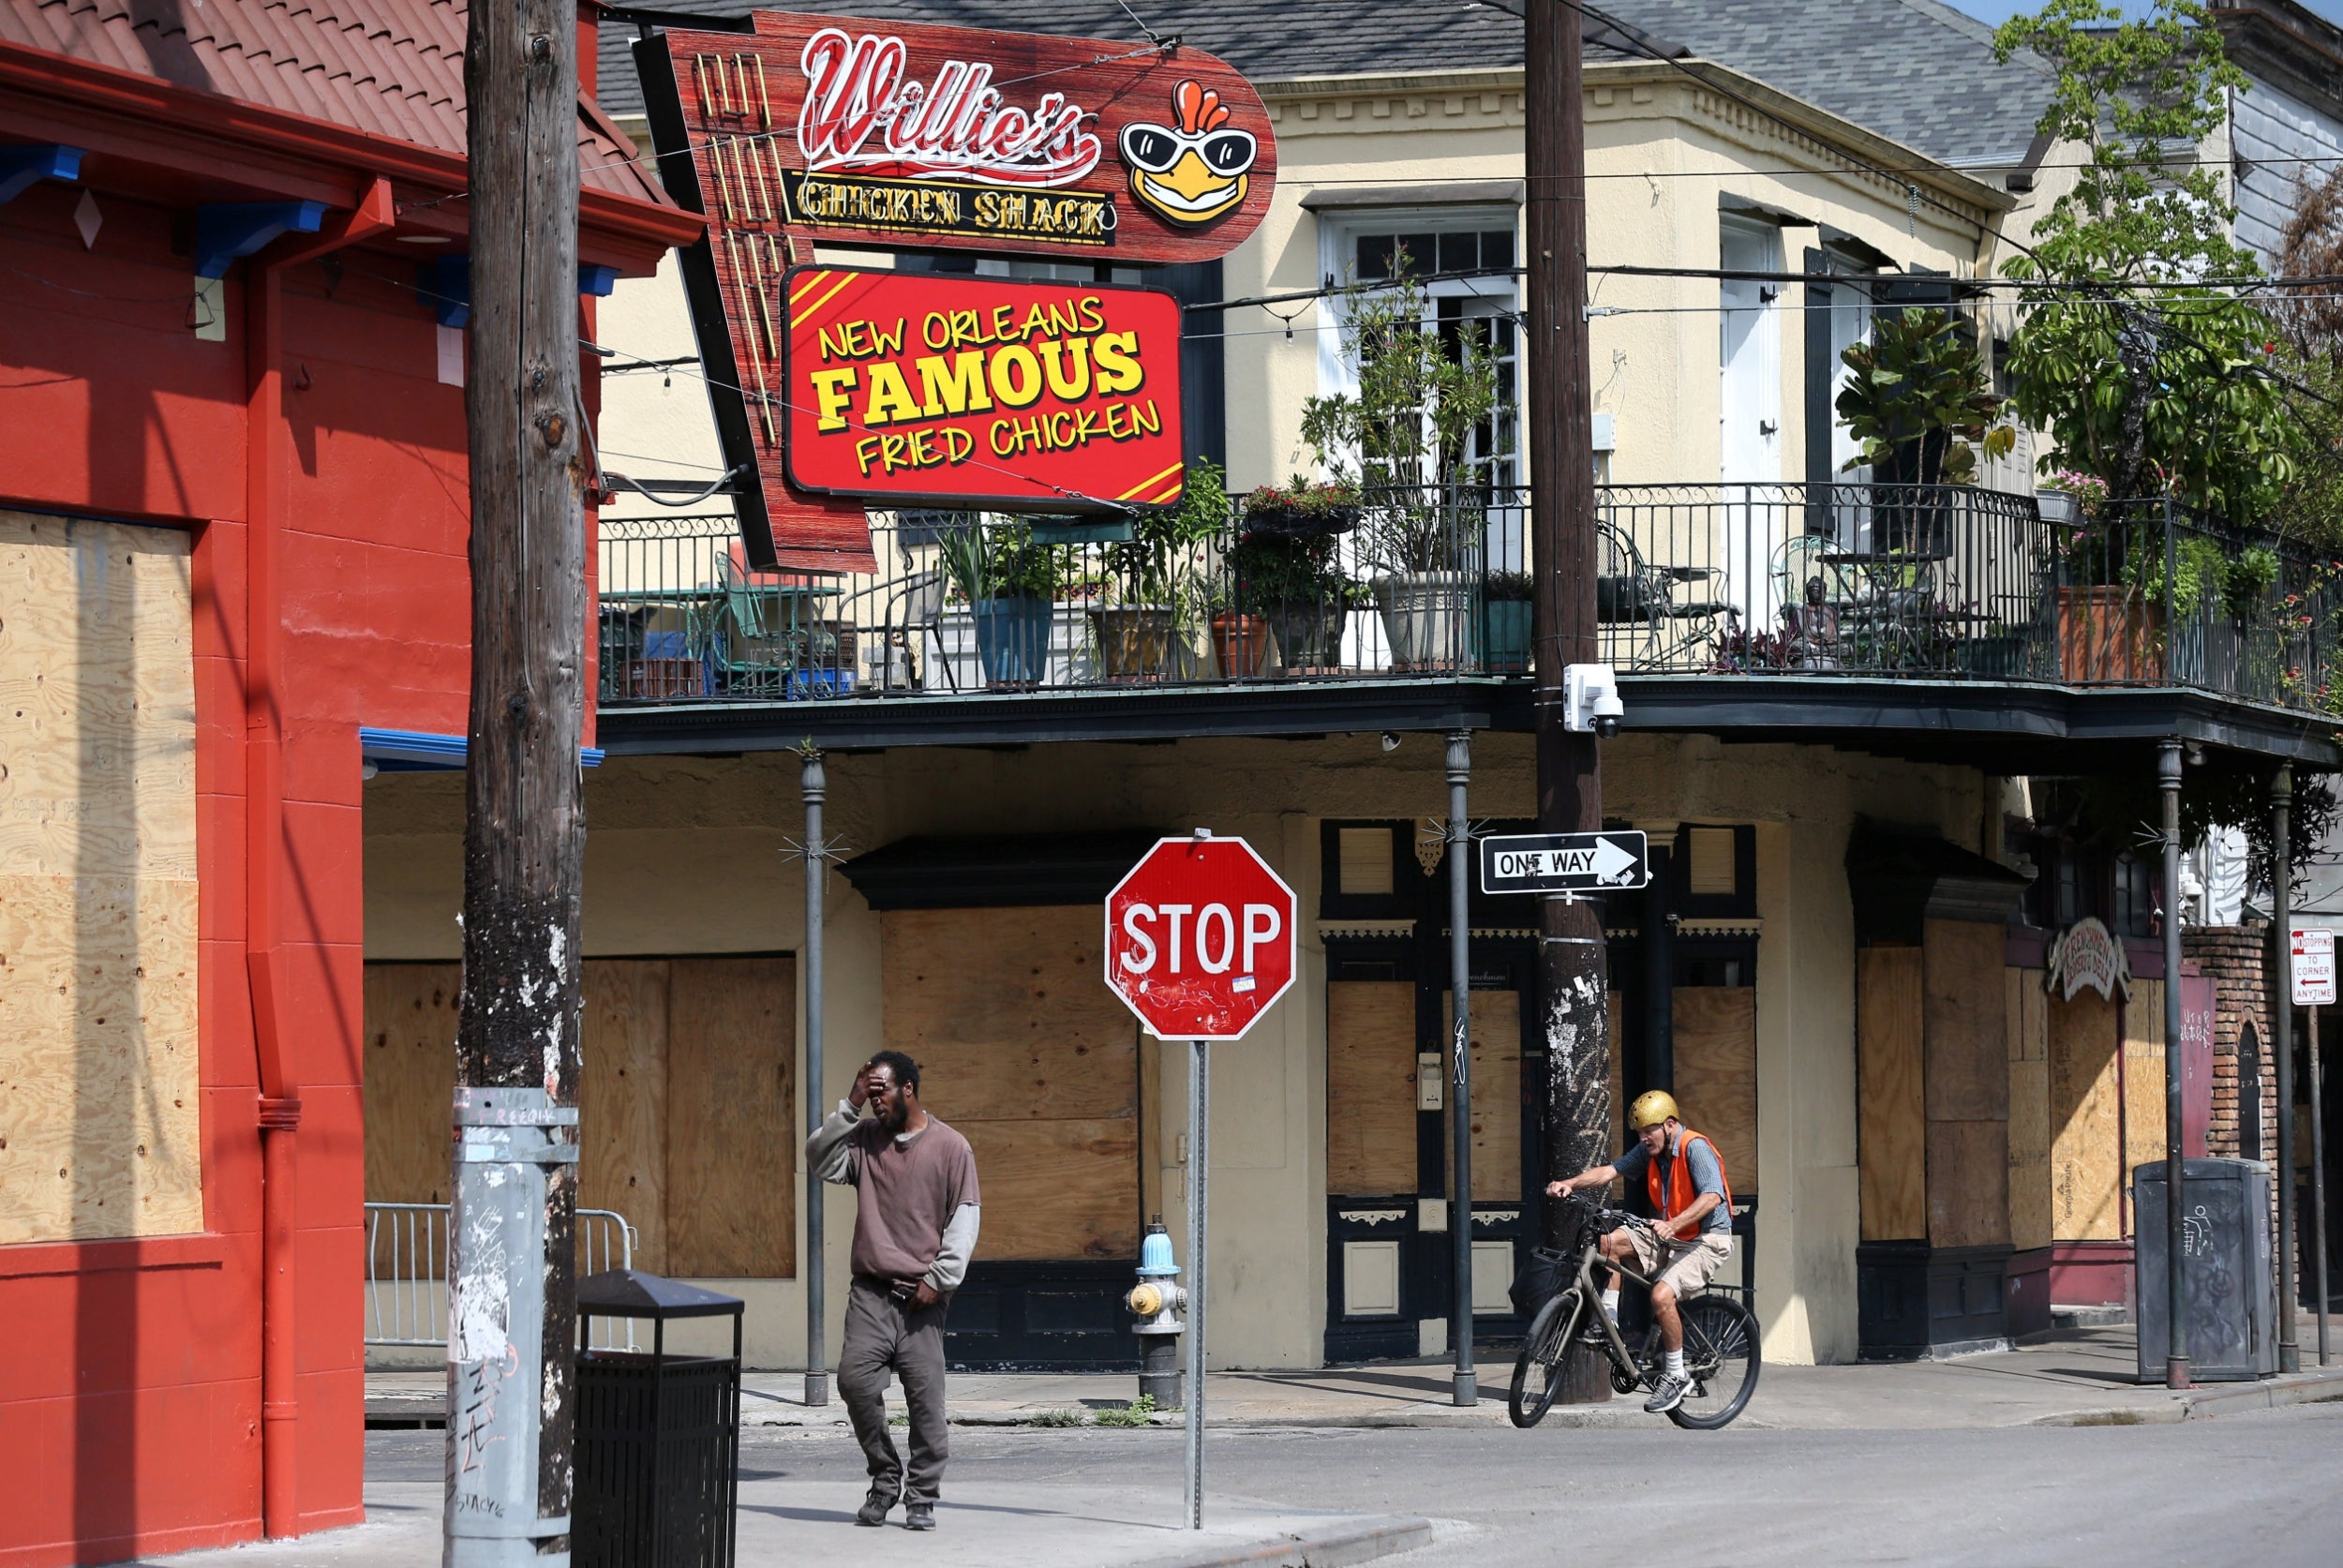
[1479,599,1532,673]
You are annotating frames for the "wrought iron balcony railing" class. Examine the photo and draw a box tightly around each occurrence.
[593,485,2342,719]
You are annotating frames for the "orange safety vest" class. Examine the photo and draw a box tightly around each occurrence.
[1647,1127,1734,1225]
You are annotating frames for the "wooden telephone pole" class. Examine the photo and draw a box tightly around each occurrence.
[446,0,588,1560]
[1528,0,1609,1221]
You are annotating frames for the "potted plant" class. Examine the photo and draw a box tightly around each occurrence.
[1479,569,1534,673]
[1240,476,1362,537]
[1834,305,2015,554]
[937,521,1058,687]
[1231,529,1353,674]
[1299,271,1504,671]
[1094,460,1229,681]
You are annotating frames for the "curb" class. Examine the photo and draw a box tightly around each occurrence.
[2030,1366,2343,1426]
[1127,1515,1434,1568]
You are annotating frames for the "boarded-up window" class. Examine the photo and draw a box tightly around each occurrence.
[2048,988,2122,1241]
[1445,990,1523,1201]
[1686,828,1737,897]
[1336,829,1395,896]
[1858,948,1924,1241]
[0,513,200,1245]
[1675,987,1756,1200]
[883,906,1139,1262]
[1328,980,1418,1196]
[364,955,795,1277]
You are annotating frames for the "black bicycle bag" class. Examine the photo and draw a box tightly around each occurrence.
[1508,1246,1574,1319]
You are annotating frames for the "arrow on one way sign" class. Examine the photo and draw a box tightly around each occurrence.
[1479,830,1650,894]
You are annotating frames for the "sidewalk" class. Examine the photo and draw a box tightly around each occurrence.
[135,1483,1433,1568]
[366,1321,2343,1435]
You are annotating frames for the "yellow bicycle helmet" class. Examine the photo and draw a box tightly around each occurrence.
[1628,1090,1679,1130]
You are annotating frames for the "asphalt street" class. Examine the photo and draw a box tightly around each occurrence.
[368,1402,2343,1566]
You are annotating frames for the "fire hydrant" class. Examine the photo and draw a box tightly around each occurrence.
[1126,1217,1187,1410]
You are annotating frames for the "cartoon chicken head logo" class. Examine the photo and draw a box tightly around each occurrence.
[1119,80,1258,229]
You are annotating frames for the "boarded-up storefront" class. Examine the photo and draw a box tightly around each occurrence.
[364,955,795,1277]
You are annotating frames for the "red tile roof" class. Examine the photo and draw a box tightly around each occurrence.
[0,0,665,205]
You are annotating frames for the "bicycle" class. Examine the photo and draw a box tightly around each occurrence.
[1508,1194,1761,1430]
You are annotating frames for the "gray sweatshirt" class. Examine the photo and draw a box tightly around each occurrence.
[807,1100,981,1292]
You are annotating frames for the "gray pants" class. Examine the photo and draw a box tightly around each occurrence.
[838,1277,950,1504]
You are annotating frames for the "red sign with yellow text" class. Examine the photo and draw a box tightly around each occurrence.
[783,267,1185,510]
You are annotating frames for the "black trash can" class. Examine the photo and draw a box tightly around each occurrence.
[2133,1158,2277,1384]
[575,1269,745,1568]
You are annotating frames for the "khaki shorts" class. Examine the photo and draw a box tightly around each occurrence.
[1621,1227,1733,1297]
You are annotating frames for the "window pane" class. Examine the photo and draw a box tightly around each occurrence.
[1356,234,1394,281]
[1395,233,1436,277]
[1482,230,1514,271]
[1439,231,1478,274]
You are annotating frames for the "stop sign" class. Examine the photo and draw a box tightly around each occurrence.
[1104,834,1297,1041]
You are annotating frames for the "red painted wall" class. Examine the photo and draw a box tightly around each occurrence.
[0,175,471,1561]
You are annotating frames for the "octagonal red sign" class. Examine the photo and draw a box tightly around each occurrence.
[1104,835,1296,1041]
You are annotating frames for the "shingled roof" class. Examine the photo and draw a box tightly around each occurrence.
[596,0,2052,172]
[592,0,1659,122]
[1601,0,2053,170]
[0,0,668,204]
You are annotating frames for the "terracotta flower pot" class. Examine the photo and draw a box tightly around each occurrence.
[2056,586,2162,682]
[1211,612,1268,678]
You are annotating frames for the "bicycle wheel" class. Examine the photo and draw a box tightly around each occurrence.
[1667,1293,1761,1430]
[1508,1288,1580,1429]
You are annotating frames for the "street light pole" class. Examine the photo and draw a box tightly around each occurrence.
[2159,739,2188,1391]
[1447,731,1476,1408]
[2273,765,2299,1373]
[802,748,828,1407]
[1527,0,1611,1240]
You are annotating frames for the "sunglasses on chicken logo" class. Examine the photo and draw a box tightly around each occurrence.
[1118,123,1258,179]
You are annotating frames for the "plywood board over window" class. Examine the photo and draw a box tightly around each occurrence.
[363,955,794,1279]
[1858,948,1925,1242]
[0,513,201,1246]
[1328,980,1418,1196]
[2007,969,2053,1253]
[1675,987,1757,1200]
[885,906,1139,1261]
[2049,989,2123,1241]
[1446,989,1523,1201]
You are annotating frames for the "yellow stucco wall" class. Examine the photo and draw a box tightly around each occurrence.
[365,733,1985,1368]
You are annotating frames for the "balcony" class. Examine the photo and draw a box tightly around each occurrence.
[592,485,2342,764]
[601,484,2330,698]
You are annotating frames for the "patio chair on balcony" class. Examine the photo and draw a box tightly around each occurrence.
[1597,520,1735,670]
[715,551,855,698]
[837,564,954,693]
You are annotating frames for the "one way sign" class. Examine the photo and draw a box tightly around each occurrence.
[1479,830,1650,894]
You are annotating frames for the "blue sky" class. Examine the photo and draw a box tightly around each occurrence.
[1940,0,2343,23]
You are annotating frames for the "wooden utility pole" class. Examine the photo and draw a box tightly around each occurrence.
[446,0,587,1559]
[1528,0,1608,1216]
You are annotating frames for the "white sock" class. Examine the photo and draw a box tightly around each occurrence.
[1602,1289,1620,1322]
[1664,1348,1685,1377]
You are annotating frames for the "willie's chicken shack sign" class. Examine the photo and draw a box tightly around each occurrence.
[638,14,1275,261]
[634,11,1273,568]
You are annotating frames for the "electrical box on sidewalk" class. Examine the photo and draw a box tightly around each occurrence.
[2133,1159,2277,1383]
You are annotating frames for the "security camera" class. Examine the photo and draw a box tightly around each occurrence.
[1563,664,1624,739]
[1592,687,1624,739]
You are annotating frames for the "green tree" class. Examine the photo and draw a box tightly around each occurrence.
[1994,0,2298,522]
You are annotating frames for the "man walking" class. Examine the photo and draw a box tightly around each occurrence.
[808,1051,980,1531]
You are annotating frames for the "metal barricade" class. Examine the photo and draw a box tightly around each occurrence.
[366,1201,638,1350]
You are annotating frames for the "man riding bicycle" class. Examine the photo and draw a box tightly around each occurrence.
[1545,1090,1734,1414]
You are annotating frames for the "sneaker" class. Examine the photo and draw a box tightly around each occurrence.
[1642,1371,1689,1414]
[903,1501,936,1531]
[857,1483,899,1527]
